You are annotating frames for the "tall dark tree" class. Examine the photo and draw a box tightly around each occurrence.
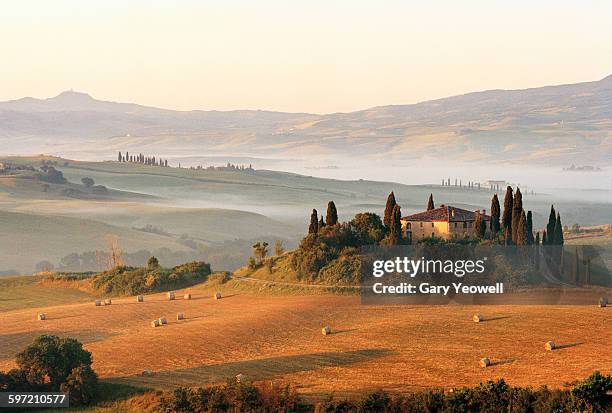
[326,201,338,226]
[490,194,501,234]
[535,231,540,245]
[118,152,122,162]
[546,205,557,245]
[516,210,528,245]
[126,152,129,162]
[526,210,534,245]
[511,188,523,243]
[503,226,513,246]
[474,211,486,238]
[502,186,513,235]
[389,204,403,245]
[308,209,319,234]
[383,192,397,230]
[554,212,564,245]
[427,193,435,211]
[542,230,547,245]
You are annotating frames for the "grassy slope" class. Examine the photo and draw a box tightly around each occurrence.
[0,275,94,312]
[0,209,192,274]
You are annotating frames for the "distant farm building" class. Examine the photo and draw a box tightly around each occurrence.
[401,205,490,242]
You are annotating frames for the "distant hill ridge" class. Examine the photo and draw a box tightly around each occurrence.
[1,75,611,165]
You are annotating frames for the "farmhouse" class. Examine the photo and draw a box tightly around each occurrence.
[401,205,490,242]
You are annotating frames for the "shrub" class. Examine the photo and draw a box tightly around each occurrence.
[1,335,98,406]
[571,371,612,413]
[81,177,95,187]
[60,365,98,406]
[92,261,211,296]
[16,335,93,390]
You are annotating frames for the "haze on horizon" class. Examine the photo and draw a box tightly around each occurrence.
[2,0,612,114]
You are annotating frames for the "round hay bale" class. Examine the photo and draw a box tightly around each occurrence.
[214,292,222,300]
[322,325,331,335]
[167,292,175,300]
[37,313,46,321]
[599,296,608,308]
[159,316,167,325]
[473,314,483,323]
[104,298,112,305]
[479,358,491,368]
[151,320,160,328]
[545,341,555,351]
[177,312,185,320]
[137,295,144,303]
[184,293,192,300]
[142,369,153,376]
[94,300,102,306]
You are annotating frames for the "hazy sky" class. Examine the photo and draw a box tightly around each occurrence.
[1,0,611,113]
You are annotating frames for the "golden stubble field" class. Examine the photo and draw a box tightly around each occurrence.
[0,285,610,398]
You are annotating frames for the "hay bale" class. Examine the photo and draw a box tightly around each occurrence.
[479,358,491,368]
[473,314,483,323]
[151,320,160,328]
[159,316,167,325]
[37,313,46,321]
[104,298,112,305]
[321,325,331,335]
[167,292,175,300]
[545,341,555,351]
[137,295,144,303]
[214,292,222,300]
[94,300,102,306]
[599,296,608,308]
[142,369,154,376]
[177,312,185,320]
[184,293,192,300]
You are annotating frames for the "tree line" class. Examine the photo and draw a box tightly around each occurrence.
[117,151,169,167]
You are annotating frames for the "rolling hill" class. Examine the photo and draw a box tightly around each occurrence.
[1,76,611,165]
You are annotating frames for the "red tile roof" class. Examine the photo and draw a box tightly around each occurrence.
[401,205,490,222]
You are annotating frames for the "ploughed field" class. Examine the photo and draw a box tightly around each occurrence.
[0,282,609,397]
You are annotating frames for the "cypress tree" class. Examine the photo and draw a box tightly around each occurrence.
[319,216,325,228]
[389,204,403,245]
[427,194,435,211]
[516,210,528,245]
[542,230,547,245]
[326,201,338,226]
[383,192,397,230]
[502,186,513,234]
[490,194,501,234]
[308,209,318,234]
[511,188,523,243]
[526,210,534,245]
[503,226,513,246]
[535,231,540,245]
[546,205,556,245]
[554,212,564,245]
[118,151,122,162]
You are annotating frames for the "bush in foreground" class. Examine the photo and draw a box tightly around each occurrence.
[0,335,98,406]
[160,373,611,413]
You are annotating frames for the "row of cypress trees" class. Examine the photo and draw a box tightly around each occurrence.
[117,151,169,167]
[490,186,563,246]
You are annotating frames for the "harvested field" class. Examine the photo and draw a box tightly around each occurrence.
[0,285,610,398]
